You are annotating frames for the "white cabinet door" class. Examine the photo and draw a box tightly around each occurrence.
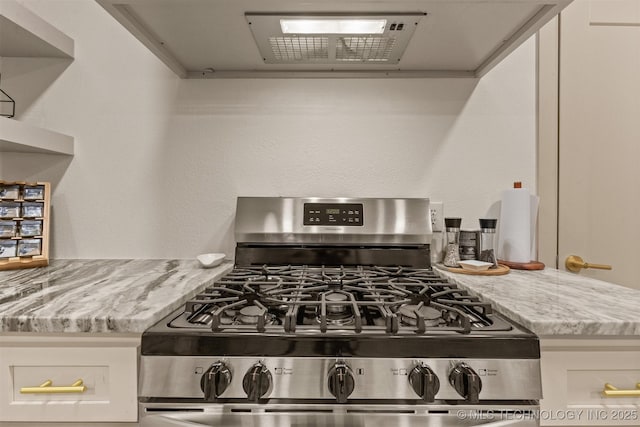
[540,339,640,426]
[0,336,138,422]
[555,0,640,289]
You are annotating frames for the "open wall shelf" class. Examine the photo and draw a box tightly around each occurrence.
[0,117,73,155]
[0,1,74,58]
[0,0,74,155]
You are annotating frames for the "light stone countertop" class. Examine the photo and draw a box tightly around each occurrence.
[435,266,640,337]
[2,260,638,336]
[0,259,233,333]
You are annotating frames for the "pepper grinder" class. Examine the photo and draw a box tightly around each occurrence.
[443,218,462,267]
[478,219,498,268]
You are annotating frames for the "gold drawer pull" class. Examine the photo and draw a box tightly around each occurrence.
[602,383,640,397]
[20,379,86,394]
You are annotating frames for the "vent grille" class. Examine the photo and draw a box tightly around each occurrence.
[269,37,328,61]
[336,37,396,62]
[247,13,423,65]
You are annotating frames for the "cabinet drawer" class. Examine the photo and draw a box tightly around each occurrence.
[567,369,640,406]
[541,349,640,426]
[0,345,137,422]
[13,366,110,402]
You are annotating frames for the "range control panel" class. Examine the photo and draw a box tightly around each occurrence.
[304,203,364,226]
[139,356,542,400]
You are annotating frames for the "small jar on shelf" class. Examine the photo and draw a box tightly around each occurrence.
[0,220,17,238]
[0,185,20,200]
[18,239,42,257]
[0,202,20,219]
[20,220,42,237]
[23,185,46,200]
[0,240,18,258]
[21,202,44,218]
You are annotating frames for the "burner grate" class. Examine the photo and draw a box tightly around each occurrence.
[178,265,506,335]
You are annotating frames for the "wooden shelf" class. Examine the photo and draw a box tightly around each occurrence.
[0,0,74,58]
[0,117,73,155]
[0,1,75,155]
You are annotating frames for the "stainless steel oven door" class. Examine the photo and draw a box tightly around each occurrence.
[140,403,541,427]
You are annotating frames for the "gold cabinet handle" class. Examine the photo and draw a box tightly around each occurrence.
[20,379,86,394]
[565,255,612,273]
[602,383,640,397]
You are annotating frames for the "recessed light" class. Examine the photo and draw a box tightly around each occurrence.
[280,19,387,35]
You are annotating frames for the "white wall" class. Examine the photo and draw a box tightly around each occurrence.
[0,0,536,259]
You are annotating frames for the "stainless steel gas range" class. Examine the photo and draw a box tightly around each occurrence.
[139,197,542,427]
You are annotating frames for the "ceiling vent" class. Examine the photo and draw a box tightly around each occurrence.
[95,0,573,79]
[246,13,424,64]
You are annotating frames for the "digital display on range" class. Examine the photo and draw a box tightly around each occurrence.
[304,203,364,226]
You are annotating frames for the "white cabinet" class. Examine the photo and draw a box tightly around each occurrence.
[0,334,139,423]
[540,338,640,426]
[0,0,74,155]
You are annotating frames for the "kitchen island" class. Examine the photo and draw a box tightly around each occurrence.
[436,266,640,427]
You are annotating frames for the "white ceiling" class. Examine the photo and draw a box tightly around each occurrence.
[96,0,572,78]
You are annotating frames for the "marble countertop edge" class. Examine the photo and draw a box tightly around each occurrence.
[0,259,234,334]
[434,266,640,337]
[1,261,638,336]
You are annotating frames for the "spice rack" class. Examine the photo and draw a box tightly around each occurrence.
[0,181,50,270]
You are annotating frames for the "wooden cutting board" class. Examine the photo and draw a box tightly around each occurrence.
[497,260,545,270]
[441,264,510,276]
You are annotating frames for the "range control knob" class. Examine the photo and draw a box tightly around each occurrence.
[327,362,355,403]
[242,362,272,402]
[200,361,232,401]
[449,363,482,404]
[409,363,440,403]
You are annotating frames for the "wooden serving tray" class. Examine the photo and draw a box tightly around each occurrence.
[0,181,50,271]
[497,260,545,270]
[442,263,510,276]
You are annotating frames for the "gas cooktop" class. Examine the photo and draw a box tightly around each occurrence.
[169,265,512,335]
[143,263,537,359]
